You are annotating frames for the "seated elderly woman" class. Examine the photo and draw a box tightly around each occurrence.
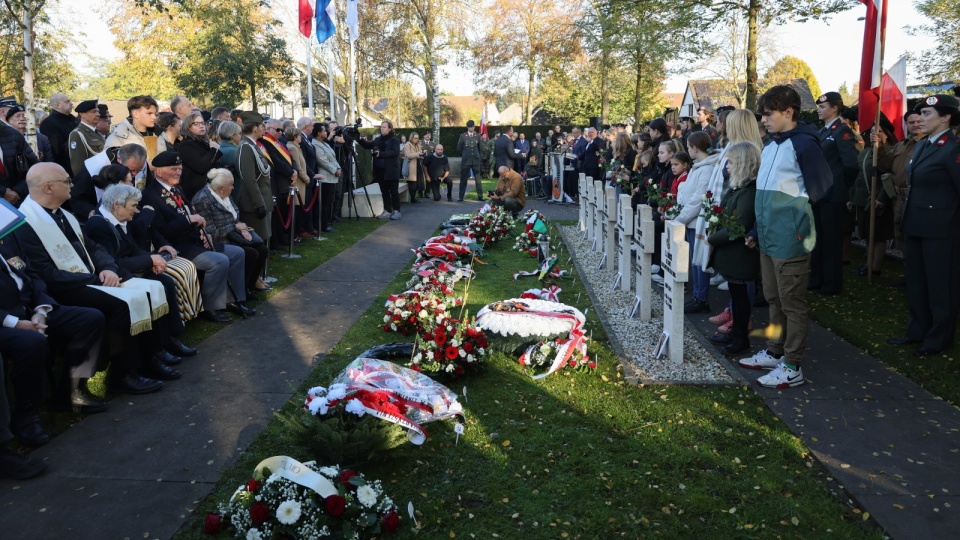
[191,168,269,297]
[83,184,197,359]
[140,151,253,322]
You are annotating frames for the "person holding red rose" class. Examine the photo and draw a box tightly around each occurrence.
[707,141,761,356]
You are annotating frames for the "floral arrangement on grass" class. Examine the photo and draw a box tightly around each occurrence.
[699,190,746,240]
[468,206,515,244]
[412,315,489,377]
[514,211,552,257]
[513,229,540,256]
[520,338,595,377]
[208,457,400,539]
[383,290,457,336]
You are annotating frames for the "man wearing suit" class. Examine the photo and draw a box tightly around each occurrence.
[11,163,171,394]
[888,95,960,357]
[1,237,108,448]
[67,144,148,221]
[811,92,858,296]
[84,183,196,358]
[514,132,531,173]
[141,151,251,322]
[67,100,105,177]
[38,93,78,174]
[1,105,39,206]
[580,127,603,182]
[570,127,587,172]
[297,117,321,232]
[494,126,520,181]
[456,119,485,201]
[262,119,298,248]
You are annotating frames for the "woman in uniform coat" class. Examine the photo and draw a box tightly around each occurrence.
[887,95,960,356]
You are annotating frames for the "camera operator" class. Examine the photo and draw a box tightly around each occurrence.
[357,121,402,220]
[327,121,348,221]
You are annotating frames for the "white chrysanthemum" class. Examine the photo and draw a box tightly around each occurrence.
[345,399,367,417]
[307,386,326,397]
[445,364,456,373]
[396,298,406,307]
[246,529,263,540]
[327,384,347,400]
[356,485,378,507]
[383,315,390,323]
[307,397,327,415]
[419,309,428,319]
[319,466,339,477]
[276,500,302,525]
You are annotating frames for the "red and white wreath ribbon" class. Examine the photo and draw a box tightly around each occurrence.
[520,285,561,302]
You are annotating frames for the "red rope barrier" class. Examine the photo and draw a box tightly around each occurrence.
[273,193,295,231]
[302,183,320,212]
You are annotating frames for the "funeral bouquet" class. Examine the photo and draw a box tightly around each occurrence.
[520,338,595,377]
[700,190,746,240]
[412,315,489,377]
[513,229,540,256]
[468,206,515,244]
[209,458,400,539]
[382,289,459,336]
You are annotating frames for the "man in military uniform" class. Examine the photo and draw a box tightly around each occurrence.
[96,104,113,139]
[887,95,960,357]
[420,130,437,156]
[0,96,16,126]
[877,111,922,254]
[456,119,485,201]
[696,106,720,148]
[67,100,104,177]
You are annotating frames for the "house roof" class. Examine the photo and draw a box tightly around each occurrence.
[663,93,684,109]
[685,78,818,111]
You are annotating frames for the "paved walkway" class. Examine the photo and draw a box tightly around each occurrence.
[684,286,960,539]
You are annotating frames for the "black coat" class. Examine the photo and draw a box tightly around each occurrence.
[707,181,760,281]
[494,134,517,171]
[818,119,859,203]
[65,168,97,220]
[140,180,207,259]
[299,135,318,177]
[83,212,155,281]
[10,218,119,295]
[261,137,296,197]
[357,133,401,180]
[902,131,960,238]
[0,241,58,321]
[178,137,222,200]
[38,109,77,172]
[0,122,39,200]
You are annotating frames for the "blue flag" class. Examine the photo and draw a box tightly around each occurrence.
[316,0,336,44]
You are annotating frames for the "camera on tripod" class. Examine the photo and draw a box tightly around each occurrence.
[336,119,363,143]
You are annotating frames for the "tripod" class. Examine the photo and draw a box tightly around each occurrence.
[344,141,374,220]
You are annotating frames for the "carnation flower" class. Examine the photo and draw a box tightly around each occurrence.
[356,485,378,507]
[345,399,367,416]
[327,384,347,400]
[308,397,328,415]
[246,529,262,540]
[325,494,347,517]
[276,500,302,525]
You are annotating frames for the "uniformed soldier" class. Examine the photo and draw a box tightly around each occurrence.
[811,91,859,296]
[877,110,923,253]
[456,119,485,201]
[67,100,104,177]
[420,131,437,155]
[887,94,960,357]
[696,106,720,148]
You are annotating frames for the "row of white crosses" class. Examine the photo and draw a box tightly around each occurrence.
[578,174,688,363]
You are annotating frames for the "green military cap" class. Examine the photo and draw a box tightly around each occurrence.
[816,92,843,105]
[75,99,99,113]
[915,94,960,111]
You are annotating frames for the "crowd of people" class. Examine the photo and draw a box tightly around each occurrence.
[1,82,959,480]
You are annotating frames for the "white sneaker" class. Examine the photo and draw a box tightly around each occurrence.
[390,210,402,220]
[757,363,805,388]
[710,274,725,286]
[651,274,664,285]
[738,349,781,370]
[376,211,391,219]
[651,264,661,274]
[718,281,729,291]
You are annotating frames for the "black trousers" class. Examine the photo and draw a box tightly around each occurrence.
[904,235,960,350]
[373,168,401,212]
[240,244,269,290]
[140,272,183,338]
[52,286,158,381]
[810,201,844,294]
[459,164,483,200]
[320,182,336,229]
[430,177,453,200]
[0,305,104,408]
[728,281,752,342]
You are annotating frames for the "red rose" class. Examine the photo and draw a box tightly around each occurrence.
[382,509,401,533]
[713,205,723,214]
[325,494,347,517]
[568,359,577,367]
[411,364,421,372]
[445,346,459,360]
[462,341,474,353]
[246,479,260,493]
[705,190,713,198]
[338,469,358,487]
[203,513,222,534]
[249,501,269,526]
[588,362,597,369]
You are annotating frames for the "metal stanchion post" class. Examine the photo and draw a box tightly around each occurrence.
[281,186,301,259]
[263,195,279,283]
[314,178,327,241]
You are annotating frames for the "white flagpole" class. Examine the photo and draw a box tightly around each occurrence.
[349,38,356,122]
[306,37,314,119]
[328,43,336,121]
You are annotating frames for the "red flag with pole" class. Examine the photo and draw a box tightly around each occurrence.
[298,0,314,38]
[858,0,887,131]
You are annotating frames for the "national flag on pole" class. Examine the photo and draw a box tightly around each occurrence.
[479,103,488,137]
[346,0,360,42]
[298,0,314,38]
[879,56,907,141]
[857,0,887,131]
[316,0,336,43]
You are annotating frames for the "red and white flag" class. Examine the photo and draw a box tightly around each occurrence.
[479,103,488,137]
[858,0,887,130]
[879,56,907,141]
[298,0,314,38]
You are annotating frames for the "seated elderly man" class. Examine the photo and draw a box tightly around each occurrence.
[68,143,148,221]
[141,151,253,321]
[1,238,108,452]
[10,163,178,394]
[491,166,526,217]
[84,184,197,358]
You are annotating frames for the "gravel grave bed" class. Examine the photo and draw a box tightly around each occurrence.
[559,225,735,384]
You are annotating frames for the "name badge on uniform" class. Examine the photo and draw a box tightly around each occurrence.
[6,256,25,270]
[826,136,835,141]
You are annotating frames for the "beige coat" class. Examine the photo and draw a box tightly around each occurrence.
[403,141,422,182]
[287,141,310,205]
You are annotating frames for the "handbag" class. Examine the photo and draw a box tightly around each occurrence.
[401,158,410,179]
[227,228,264,247]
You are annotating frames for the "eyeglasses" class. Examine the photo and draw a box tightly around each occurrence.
[48,178,73,186]
[191,121,204,127]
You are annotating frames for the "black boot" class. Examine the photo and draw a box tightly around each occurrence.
[164,337,197,357]
[70,378,109,414]
[721,333,751,356]
[12,403,49,447]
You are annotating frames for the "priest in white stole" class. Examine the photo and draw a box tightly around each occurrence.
[10,163,180,394]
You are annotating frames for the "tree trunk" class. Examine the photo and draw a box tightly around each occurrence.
[600,47,610,125]
[745,0,759,110]
[633,54,644,133]
[22,0,37,154]
[249,78,258,112]
[525,66,535,125]
[424,59,435,128]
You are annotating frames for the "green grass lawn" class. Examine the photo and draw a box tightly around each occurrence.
[176,223,882,539]
[807,249,960,406]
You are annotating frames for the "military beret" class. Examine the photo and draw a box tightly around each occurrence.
[200,110,211,122]
[75,99,99,113]
[716,105,736,113]
[466,119,475,128]
[915,94,960,111]
[239,111,264,125]
[5,104,24,120]
[151,150,182,168]
[816,92,843,105]
[0,96,16,109]
[97,104,110,116]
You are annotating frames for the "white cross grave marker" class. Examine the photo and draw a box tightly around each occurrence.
[578,173,587,233]
[630,204,654,321]
[603,186,616,271]
[616,194,633,293]
[659,221,689,363]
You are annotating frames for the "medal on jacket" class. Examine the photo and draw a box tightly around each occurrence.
[936,134,948,146]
